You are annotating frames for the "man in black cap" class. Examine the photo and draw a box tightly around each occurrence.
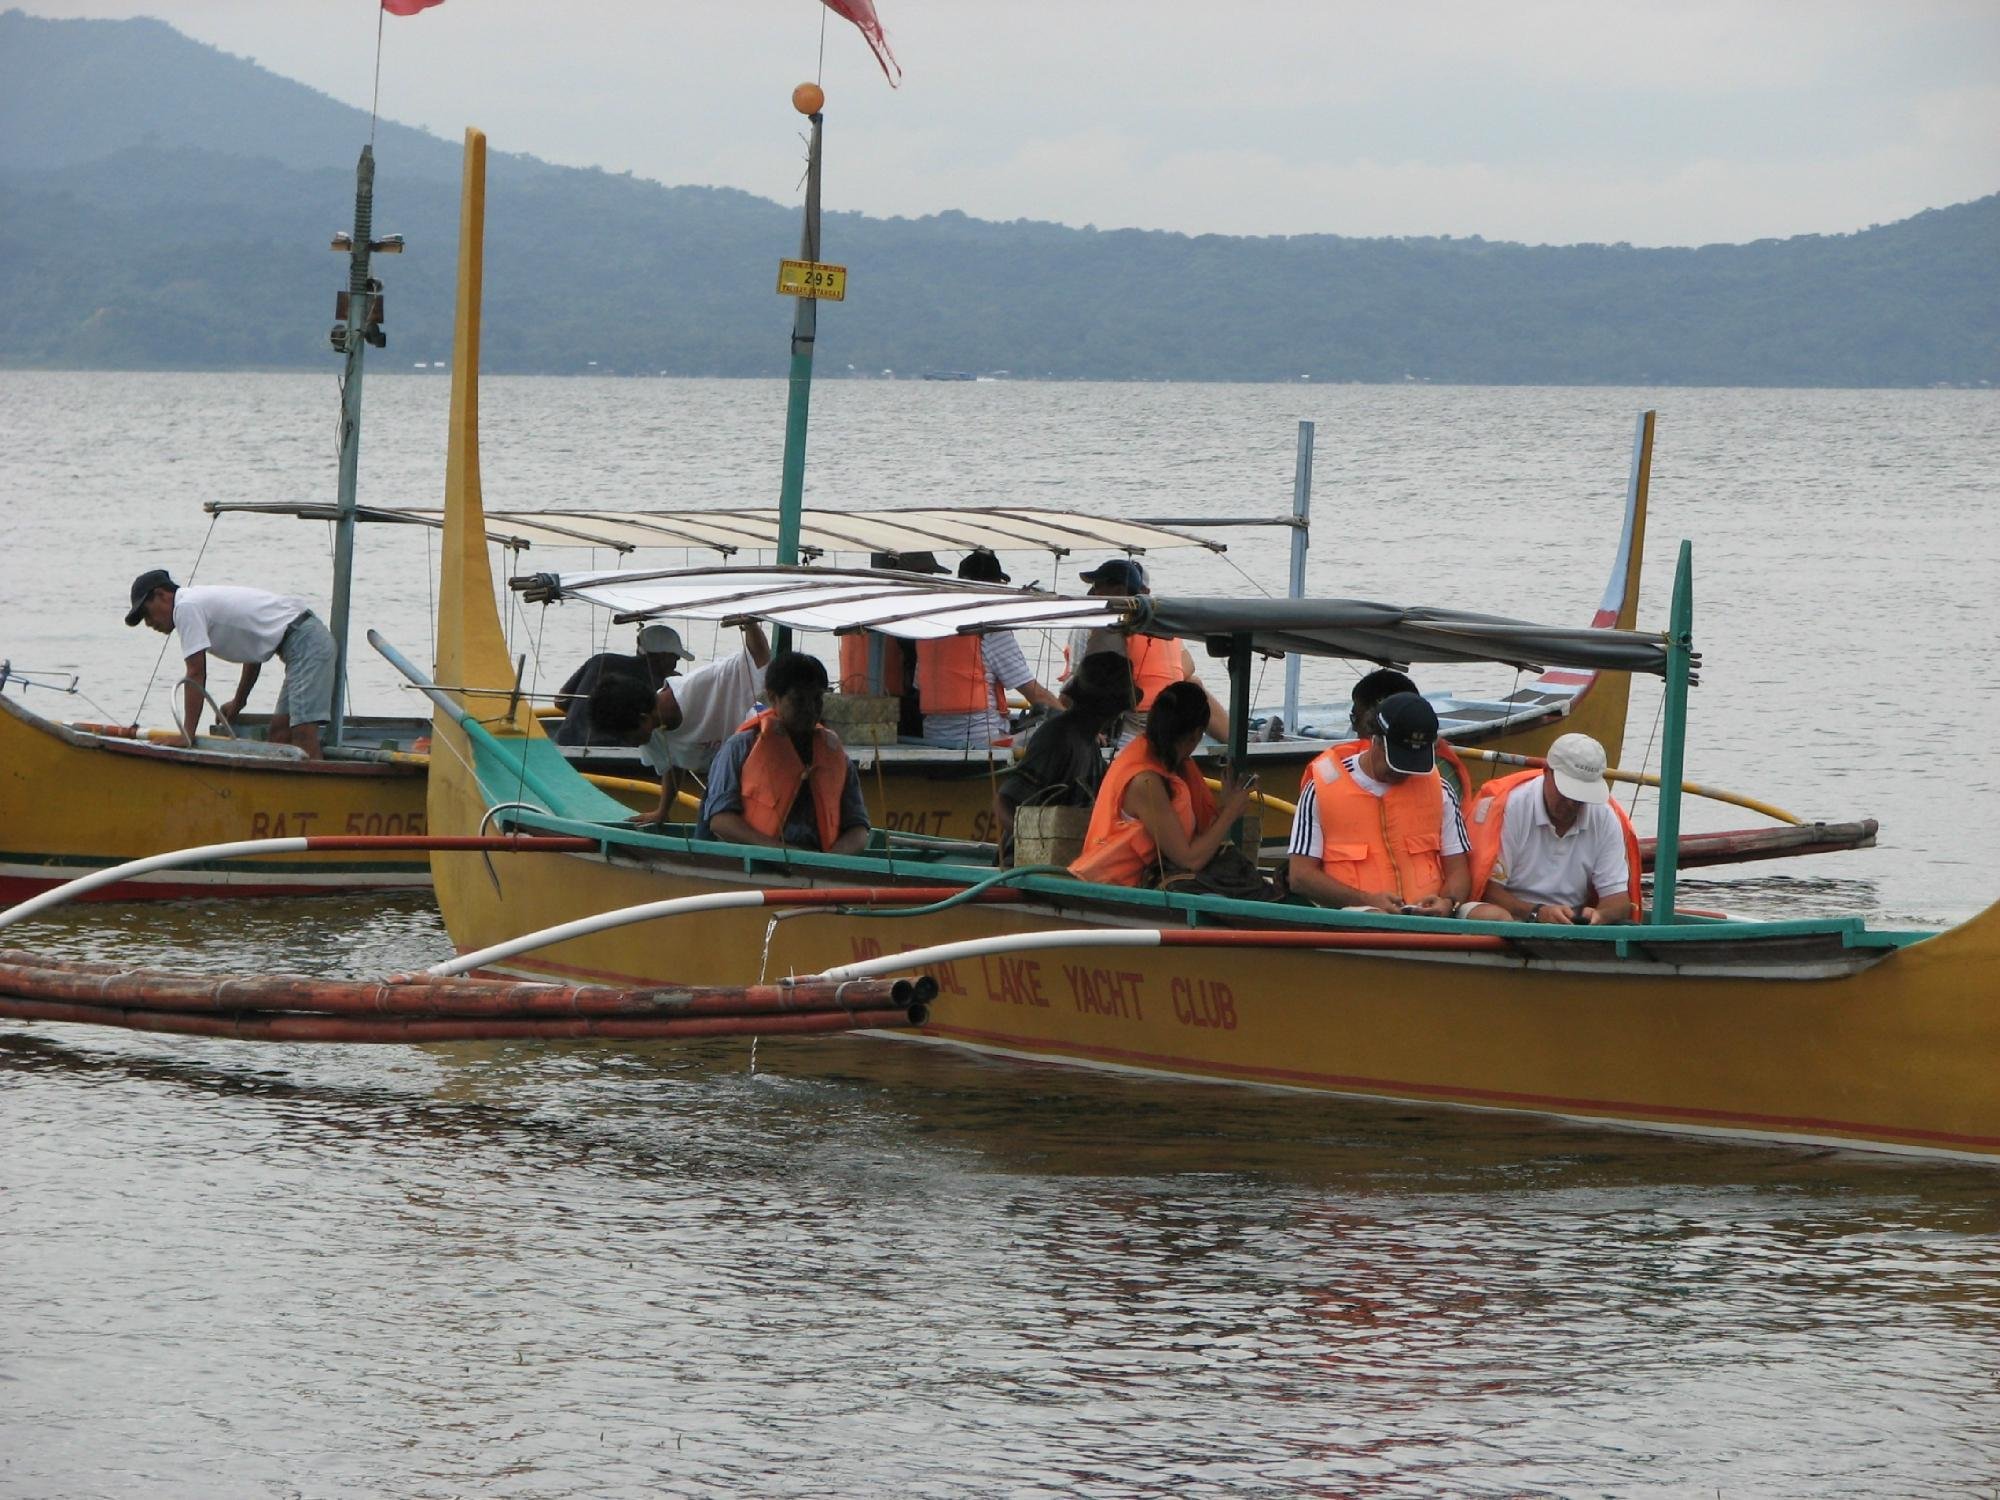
[1286,691,1470,914]
[1062,556,1225,745]
[914,550,1062,747]
[125,569,337,757]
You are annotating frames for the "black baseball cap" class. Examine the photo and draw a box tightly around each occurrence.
[1370,691,1439,774]
[1080,557,1148,592]
[125,568,177,626]
[869,550,948,575]
[958,550,1010,584]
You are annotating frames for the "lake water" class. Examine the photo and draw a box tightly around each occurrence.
[2,373,1998,1496]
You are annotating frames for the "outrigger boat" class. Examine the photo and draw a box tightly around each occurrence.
[401,129,1999,1164]
[0,145,433,903]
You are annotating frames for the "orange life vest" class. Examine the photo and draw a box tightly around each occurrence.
[1464,768,1643,907]
[1127,634,1185,711]
[838,632,906,696]
[1298,735,1473,803]
[735,708,851,852]
[1069,736,1218,887]
[915,634,1008,718]
[1304,747,1447,903]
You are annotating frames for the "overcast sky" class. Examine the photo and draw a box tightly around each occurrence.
[31,0,2000,246]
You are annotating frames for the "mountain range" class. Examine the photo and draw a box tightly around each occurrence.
[2,9,1994,386]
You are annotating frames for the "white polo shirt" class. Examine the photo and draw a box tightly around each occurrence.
[172,585,307,665]
[1488,777,1631,908]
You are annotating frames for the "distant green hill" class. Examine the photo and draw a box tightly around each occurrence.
[2,9,1995,385]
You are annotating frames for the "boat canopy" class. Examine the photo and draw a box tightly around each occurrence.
[206,502,1225,559]
[513,565,1680,677]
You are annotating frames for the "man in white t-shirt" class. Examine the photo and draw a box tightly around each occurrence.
[126,569,336,758]
[585,620,770,825]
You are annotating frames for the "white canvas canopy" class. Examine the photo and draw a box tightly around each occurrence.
[514,564,1680,678]
[206,502,1226,559]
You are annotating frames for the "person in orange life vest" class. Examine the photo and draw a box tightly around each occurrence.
[1331,667,1474,803]
[1060,557,1227,743]
[918,550,1063,748]
[695,651,870,855]
[1287,691,1471,915]
[1069,681,1257,887]
[837,550,944,739]
[1458,732,1637,926]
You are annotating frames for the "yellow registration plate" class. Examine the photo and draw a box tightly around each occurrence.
[776,259,847,301]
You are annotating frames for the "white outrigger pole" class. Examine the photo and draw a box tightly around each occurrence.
[325,146,402,746]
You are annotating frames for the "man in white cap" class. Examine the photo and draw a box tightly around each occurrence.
[1461,732,1639,925]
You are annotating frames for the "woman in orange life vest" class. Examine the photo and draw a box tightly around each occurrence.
[694,651,871,855]
[1069,681,1258,887]
[1458,733,1640,926]
[916,550,1063,748]
[1287,691,1471,915]
[1061,558,1228,744]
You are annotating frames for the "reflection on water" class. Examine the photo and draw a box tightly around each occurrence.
[6,897,2000,1497]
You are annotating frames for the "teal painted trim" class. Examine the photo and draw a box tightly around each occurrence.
[472,809,1923,951]
[1650,539,1695,923]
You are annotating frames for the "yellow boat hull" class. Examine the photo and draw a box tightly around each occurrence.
[0,694,428,900]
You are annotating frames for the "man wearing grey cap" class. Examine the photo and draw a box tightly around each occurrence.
[578,619,772,826]
[1462,732,1638,925]
[554,620,767,748]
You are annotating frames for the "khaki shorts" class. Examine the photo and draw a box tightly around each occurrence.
[273,611,336,726]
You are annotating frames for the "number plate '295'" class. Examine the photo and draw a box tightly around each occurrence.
[776,259,847,301]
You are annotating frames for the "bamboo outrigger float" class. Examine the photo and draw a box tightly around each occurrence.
[398,127,2000,1163]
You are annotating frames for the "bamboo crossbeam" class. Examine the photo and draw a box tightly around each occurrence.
[0,996,924,1044]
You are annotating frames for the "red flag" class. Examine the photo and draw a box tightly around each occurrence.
[382,0,446,15]
[819,0,901,86]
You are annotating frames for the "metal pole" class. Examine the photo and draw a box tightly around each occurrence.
[1226,632,1255,846]
[328,145,377,746]
[1282,420,1313,733]
[773,111,823,654]
[1649,540,1695,923]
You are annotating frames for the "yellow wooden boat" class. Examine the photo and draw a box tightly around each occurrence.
[405,129,2000,1164]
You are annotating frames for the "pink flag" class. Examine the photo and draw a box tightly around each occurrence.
[382,0,446,15]
[820,0,901,86]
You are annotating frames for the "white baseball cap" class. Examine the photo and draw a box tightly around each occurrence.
[1546,733,1612,804]
[636,623,694,660]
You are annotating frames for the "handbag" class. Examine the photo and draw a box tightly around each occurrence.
[1152,843,1284,902]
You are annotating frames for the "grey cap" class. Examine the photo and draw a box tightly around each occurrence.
[636,623,695,660]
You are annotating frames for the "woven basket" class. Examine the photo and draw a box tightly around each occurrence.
[1014,804,1092,868]
[820,692,899,749]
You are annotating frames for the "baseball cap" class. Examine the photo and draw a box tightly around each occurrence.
[125,568,177,627]
[1546,732,1612,804]
[957,550,1010,584]
[1370,691,1439,775]
[636,623,695,660]
[869,550,948,575]
[1080,557,1148,592]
